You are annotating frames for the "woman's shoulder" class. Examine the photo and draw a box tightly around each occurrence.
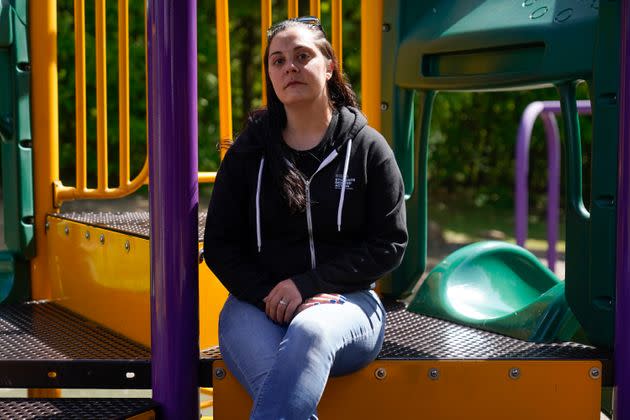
[342,118,392,160]
[225,117,268,159]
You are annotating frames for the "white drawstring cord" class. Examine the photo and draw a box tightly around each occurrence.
[337,139,352,231]
[256,157,265,252]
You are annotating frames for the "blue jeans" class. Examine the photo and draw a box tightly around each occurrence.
[218,289,386,420]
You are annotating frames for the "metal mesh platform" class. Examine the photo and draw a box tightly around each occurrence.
[201,301,612,384]
[52,211,206,241]
[379,301,609,360]
[0,301,152,388]
[0,301,150,360]
[0,301,212,388]
[0,398,157,419]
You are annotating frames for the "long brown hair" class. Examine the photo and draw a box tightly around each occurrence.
[249,18,358,213]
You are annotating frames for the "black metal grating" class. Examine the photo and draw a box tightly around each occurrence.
[52,211,207,241]
[201,301,609,361]
[0,301,214,388]
[0,301,150,360]
[378,301,609,360]
[202,301,611,386]
[0,398,157,419]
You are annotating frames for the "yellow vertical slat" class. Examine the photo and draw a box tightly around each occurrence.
[261,0,272,105]
[332,0,342,73]
[29,0,58,300]
[216,0,233,160]
[95,0,108,191]
[309,0,320,18]
[360,0,382,130]
[74,0,87,191]
[288,0,299,18]
[118,0,130,186]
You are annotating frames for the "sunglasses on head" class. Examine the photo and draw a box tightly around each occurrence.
[267,16,326,39]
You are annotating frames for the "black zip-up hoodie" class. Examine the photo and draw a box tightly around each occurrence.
[203,106,408,309]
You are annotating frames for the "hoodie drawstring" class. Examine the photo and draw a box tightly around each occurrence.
[337,139,352,232]
[256,157,264,252]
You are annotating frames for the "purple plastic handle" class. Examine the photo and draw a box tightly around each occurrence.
[515,100,591,272]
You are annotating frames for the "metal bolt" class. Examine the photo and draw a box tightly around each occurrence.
[380,102,389,111]
[85,231,90,240]
[374,368,387,380]
[382,23,390,32]
[45,222,49,232]
[589,367,601,379]
[428,368,440,380]
[509,367,521,379]
[124,240,131,252]
[64,226,70,236]
[215,368,226,380]
[17,62,31,72]
[99,234,105,245]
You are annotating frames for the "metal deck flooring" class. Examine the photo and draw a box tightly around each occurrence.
[0,299,612,389]
[37,211,612,386]
[0,398,157,419]
[51,211,207,241]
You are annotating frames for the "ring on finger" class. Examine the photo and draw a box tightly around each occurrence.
[279,299,288,306]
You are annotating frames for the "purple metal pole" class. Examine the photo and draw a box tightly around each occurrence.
[540,112,560,272]
[147,1,200,419]
[515,102,543,248]
[515,100,591,272]
[614,0,630,416]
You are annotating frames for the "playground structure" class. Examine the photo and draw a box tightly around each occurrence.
[0,0,628,419]
[515,99,592,272]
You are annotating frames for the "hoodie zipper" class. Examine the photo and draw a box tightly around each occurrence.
[305,179,317,269]
[303,150,339,269]
[302,139,353,269]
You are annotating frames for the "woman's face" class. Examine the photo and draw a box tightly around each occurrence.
[267,26,333,108]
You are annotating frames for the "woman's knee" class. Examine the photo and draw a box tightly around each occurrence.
[286,313,334,350]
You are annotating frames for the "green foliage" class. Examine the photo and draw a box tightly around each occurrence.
[57,0,148,185]
[428,84,592,212]
[55,2,591,212]
[56,0,363,187]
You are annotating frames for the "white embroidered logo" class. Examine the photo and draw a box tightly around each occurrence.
[334,174,355,190]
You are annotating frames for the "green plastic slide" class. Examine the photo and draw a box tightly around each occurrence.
[408,241,579,342]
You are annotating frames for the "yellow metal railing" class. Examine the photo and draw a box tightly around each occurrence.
[53,0,382,203]
[54,0,150,206]
[31,0,382,406]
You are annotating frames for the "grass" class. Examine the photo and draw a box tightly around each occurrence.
[428,197,566,253]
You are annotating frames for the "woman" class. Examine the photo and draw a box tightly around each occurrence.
[204,16,407,419]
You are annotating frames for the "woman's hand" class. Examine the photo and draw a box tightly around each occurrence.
[295,293,346,315]
[264,279,303,324]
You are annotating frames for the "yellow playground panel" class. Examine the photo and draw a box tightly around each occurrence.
[45,215,227,348]
[213,359,602,419]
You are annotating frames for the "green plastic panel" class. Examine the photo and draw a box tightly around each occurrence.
[0,0,34,259]
[409,242,579,342]
[0,251,29,303]
[0,3,13,48]
[395,1,597,91]
[0,0,32,304]
[382,0,618,348]
[563,2,619,349]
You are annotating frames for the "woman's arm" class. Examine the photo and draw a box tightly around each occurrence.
[203,148,273,307]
